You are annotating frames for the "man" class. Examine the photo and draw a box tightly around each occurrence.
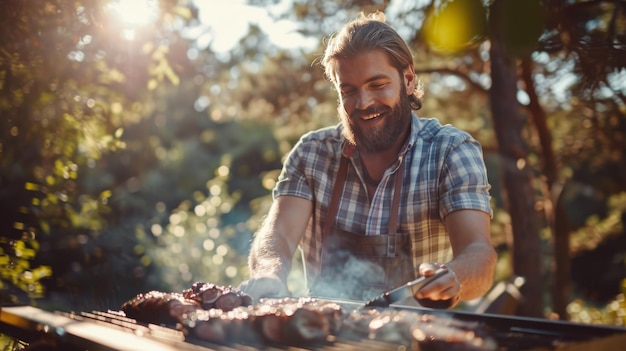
[240,12,496,308]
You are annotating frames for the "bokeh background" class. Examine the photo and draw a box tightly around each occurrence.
[1,0,625,328]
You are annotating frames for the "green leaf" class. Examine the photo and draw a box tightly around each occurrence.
[24,182,40,191]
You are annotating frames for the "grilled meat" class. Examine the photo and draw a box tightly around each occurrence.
[186,297,344,346]
[121,283,497,350]
[259,297,344,335]
[344,308,497,350]
[183,282,253,311]
[257,297,343,344]
[121,283,252,326]
[121,291,200,325]
[187,307,263,345]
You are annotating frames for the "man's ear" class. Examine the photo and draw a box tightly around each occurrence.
[403,64,417,94]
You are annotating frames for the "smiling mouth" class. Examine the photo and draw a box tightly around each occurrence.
[352,107,390,122]
[362,112,382,120]
[361,110,389,122]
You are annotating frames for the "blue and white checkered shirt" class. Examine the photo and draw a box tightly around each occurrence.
[273,114,493,285]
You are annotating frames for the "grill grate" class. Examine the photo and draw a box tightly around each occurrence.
[76,309,417,351]
[75,311,186,343]
[2,304,626,351]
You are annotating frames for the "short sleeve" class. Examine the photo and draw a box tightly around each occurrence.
[272,137,315,201]
[439,137,493,219]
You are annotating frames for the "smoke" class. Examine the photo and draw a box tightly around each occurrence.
[309,249,388,301]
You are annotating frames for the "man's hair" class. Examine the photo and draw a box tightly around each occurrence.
[320,12,423,110]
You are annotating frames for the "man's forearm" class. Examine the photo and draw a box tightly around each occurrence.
[248,229,293,283]
[447,242,497,301]
[247,195,311,288]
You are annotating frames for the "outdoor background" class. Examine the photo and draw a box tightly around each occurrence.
[1,0,625,328]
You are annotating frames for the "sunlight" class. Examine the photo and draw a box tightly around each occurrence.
[195,0,253,52]
[107,0,158,26]
[193,0,317,53]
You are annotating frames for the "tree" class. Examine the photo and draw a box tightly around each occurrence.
[538,0,626,318]
[0,0,196,306]
[487,0,545,317]
[418,0,625,317]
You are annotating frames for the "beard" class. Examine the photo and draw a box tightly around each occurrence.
[339,86,412,153]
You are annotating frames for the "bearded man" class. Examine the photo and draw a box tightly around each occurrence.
[240,12,496,308]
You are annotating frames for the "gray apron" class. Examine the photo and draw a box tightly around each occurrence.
[309,152,415,301]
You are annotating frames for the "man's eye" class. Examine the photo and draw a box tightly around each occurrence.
[341,90,355,96]
[371,83,386,89]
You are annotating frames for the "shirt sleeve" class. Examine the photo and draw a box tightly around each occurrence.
[439,136,493,219]
[272,137,315,201]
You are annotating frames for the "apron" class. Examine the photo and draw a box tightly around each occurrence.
[309,151,415,301]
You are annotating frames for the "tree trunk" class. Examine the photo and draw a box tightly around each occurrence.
[552,183,571,319]
[489,0,543,318]
[520,58,571,320]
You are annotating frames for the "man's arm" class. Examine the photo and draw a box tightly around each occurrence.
[242,195,312,301]
[416,209,496,303]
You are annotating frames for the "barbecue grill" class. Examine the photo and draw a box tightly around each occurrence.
[2,301,625,351]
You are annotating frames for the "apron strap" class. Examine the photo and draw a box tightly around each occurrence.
[386,157,404,256]
[323,153,349,237]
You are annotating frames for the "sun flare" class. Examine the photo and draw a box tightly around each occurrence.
[107,0,159,27]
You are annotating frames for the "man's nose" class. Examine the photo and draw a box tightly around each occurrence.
[355,89,373,110]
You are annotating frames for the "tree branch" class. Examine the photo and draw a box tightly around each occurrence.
[414,67,489,94]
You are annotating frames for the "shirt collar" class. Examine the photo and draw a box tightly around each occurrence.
[401,112,420,156]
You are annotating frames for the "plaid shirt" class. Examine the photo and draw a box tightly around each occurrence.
[273,114,493,286]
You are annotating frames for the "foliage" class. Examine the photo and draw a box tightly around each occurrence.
[0,234,52,305]
[0,0,195,306]
[136,173,247,293]
[568,287,626,326]
[0,334,26,351]
[570,192,626,253]
[422,0,488,54]
[567,192,626,305]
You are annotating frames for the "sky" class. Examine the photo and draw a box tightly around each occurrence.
[107,0,317,52]
[192,0,317,52]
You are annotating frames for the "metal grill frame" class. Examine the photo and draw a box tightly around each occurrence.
[2,303,626,351]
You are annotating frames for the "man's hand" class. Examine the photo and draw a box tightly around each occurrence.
[238,275,291,303]
[413,209,496,309]
[414,262,461,308]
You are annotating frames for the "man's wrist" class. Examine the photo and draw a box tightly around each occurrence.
[249,272,282,282]
[442,263,462,301]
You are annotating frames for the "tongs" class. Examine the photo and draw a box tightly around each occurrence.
[364,268,449,307]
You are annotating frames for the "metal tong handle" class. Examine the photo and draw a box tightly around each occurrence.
[364,268,449,307]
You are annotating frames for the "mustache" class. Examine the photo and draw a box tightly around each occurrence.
[350,106,391,119]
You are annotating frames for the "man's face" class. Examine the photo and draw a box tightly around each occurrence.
[335,50,414,153]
